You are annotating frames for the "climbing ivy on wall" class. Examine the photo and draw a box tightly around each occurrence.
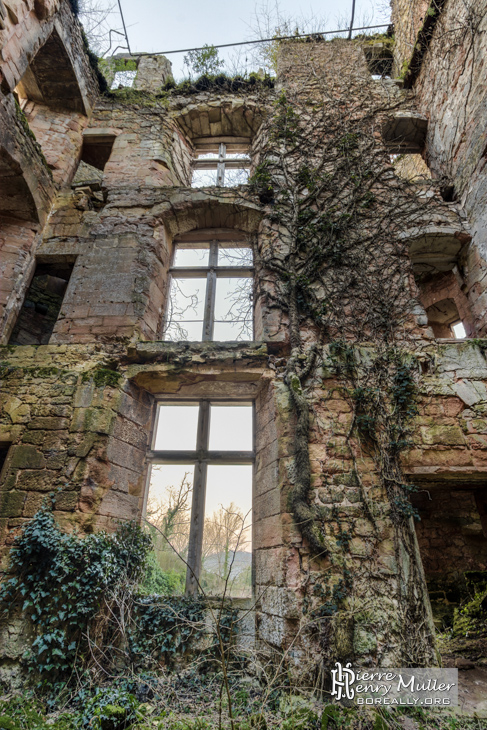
[244,40,444,668]
[0,504,206,686]
[0,504,151,683]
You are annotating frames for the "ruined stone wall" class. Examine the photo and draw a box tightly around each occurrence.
[255,339,487,669]
[18,88,265,344]
[33,186,262,344]
[412,485,487,585]
[83,102,193,189]
[2,11,487,680]
[391,0,487,337]
[391,0,431,77]
[22,101,90,186]
[0,0,100,347]
[0,0,98,112]
[0,344,153,567]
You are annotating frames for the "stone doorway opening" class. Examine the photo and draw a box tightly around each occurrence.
[411,481,487,629]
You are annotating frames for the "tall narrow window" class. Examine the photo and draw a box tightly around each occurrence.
[146,401,253,597]
[9,261,74,345]
[164,230,253,342]
[192,140,250,187]
[0,442,12,481]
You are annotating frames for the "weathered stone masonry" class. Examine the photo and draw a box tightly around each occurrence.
[1,0,487,678]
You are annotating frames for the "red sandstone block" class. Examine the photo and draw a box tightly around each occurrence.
[97,489,139,520]
[106,436,146,472]
[422,403,444,417]
[63,326,95,336]
[444,397,467,417]
[472,449,487,464]
[90,325,131,335]
[107,462,144,496]
[113,418,148,452]
[254,547,286,586]
[324,399,352,413]
[30,117,51,131]
[403,448,474,468]
[254,487,282,522]
[255,440,279,472]
[254,461,279,497]
[281,511,304,545]
[254,514,284,549]
[102,316,138,327]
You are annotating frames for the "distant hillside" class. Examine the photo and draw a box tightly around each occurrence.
[203,551,251,576]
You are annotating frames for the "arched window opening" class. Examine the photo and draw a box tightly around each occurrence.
[173,102,262,189]
[13,29,87,184]
[14,28,85,113]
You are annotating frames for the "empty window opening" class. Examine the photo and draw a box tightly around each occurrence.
[111,70,137,89]
[14,28,85,113]
[72,134,116,187]
[411,483,487,629]
[164,230,253,342]
[425,298,466,339]
[9,262,74,345]
[192,139,250,188]
[391,153,432,182]
[80,134,116,171]
[452,321,467,339]
[146,401,254,597]
[440,183,457,203]
[363,44,393,79]
[0,442,12,481]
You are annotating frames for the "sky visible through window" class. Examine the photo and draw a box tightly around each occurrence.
[147,404,253,596]
[164,242,253,342]
[151,404,252,514]
[87,1,390,79]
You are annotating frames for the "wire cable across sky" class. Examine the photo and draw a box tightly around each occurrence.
[110,6,390,59]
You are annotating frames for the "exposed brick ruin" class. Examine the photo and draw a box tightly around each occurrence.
[1,0,487,683]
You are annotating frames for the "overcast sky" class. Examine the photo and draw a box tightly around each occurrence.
[88,0,390,79]
[149,405,253,545]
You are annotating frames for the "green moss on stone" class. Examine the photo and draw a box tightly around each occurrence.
[0,491,25,518]
[82,368,122,388]
[10,445,45,469]
[14,99,52,177]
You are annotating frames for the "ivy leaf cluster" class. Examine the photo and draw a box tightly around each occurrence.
[127,595,204,667]
[0,505,152,684]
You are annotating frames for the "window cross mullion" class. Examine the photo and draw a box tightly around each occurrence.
[202,242,218,341]
[216,142,226,186]
[185,401,210,595]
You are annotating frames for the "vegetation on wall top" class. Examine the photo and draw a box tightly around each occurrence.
[161,72,275,96]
